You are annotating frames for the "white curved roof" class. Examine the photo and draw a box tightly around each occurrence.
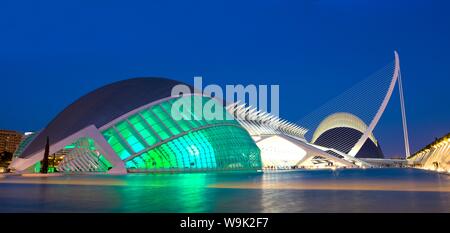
[19,77,192,159]
[311,112,377,145]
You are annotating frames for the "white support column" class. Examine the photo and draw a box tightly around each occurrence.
[349,51,401,157]
[398,67,411,158]
[86,125,127,174]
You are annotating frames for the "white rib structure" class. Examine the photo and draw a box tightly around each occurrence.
[408,134,450,173]
[226,102,308,139]
[57,138,111,173]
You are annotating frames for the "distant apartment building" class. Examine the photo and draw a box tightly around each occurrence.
[0,130,23,154]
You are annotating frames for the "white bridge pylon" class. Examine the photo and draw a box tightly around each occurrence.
[229,51,411,169]
[348,51,411,158]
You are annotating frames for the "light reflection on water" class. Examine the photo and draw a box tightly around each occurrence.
[0,169,449,213]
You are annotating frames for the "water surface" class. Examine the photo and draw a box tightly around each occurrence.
[0,168,449,212]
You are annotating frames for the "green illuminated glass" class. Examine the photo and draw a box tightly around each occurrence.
[161,100,192,131]
[102,129,131,160]
[33,161,56,173]
[115,121,145,153]
[140,109,171,140]
[98,155,112,170]
[33,162,41,173]
[169,97,203,128]
[189,96,209,126]
[126,125,261,171]
[151,105,181,135]
[64,144,76,149]
[102,95,262,172]
[129,115,160,146]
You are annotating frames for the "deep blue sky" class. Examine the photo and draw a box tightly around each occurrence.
[1,0,449,157]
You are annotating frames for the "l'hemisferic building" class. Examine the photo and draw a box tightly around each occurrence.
[10,77,385,174]
[11,78,262,174]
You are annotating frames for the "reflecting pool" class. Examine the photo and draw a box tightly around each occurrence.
[0,168,449,212]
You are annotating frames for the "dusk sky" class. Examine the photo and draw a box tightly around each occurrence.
[1,0,449,157]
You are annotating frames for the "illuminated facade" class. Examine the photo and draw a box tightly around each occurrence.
[408,133,450,173]
[256,135,307,169]
[226,103,369,170]
[10,78,261,174]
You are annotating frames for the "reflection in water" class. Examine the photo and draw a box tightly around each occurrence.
[119,173,211,212]
[0,169,449,213]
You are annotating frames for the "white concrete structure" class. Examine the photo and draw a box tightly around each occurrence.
[228,51,408,169]
[227,103,369,169]
[408,134,450,173]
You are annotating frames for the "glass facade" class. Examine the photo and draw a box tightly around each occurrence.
[101,95,262,172]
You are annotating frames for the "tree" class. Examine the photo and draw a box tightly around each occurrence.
[0,151,13,168]
[40,136,50,174]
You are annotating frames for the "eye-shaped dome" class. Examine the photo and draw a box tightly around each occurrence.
[12,77,261,175]
[311,112,384,159]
